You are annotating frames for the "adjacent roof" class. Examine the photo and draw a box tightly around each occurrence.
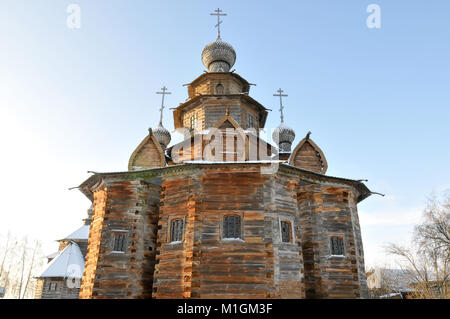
[37,242,85,279]
[59,225,90,241]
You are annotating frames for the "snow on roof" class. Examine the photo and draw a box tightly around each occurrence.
[37,242,85,278]
[61,225,90,240]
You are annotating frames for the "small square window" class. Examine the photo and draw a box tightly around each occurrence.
[280,221,291,243]
[223,215,241,239]
[112,234,126,252]
[171,219,184,242]
[49,282,57,291]
[330,236,344,256]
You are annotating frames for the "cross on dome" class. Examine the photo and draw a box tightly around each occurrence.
[156,86,171,126]
[210,8,227,40]
[273,88,288,124]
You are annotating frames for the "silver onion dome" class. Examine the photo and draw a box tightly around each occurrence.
[201,39,236,72]
[153,124,171,149]
[272,123,296,153]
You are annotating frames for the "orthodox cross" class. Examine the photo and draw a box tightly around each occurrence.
[273,88,288,124]
[210,8,227,39]
[156,86,171,125]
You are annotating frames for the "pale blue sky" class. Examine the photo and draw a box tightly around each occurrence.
[0,1,449,266]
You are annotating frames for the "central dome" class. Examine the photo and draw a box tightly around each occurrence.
[201,39,236,72]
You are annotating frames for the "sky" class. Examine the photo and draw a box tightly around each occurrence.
[0,0,449,268]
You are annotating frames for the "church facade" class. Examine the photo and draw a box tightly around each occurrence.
[77,13,372,299]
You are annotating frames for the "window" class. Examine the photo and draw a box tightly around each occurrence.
[280,221,291,243]
[49,282,57,291]
[223,215,241,239]
[247,113,254,128]
[215,83,224,94]
[330,236,344,256]
[170,219,184,242]
[190,113,197,130]
[112,234,126,252]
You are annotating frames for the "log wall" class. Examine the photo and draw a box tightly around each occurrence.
[79,164,368,299]
[79,180,161,299]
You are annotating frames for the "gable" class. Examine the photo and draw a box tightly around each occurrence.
[128,133,165,170]
[289,137,328,174]
[218,119,235,129]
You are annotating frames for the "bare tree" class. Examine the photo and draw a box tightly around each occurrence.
[386,191,450,299]
[0,234,44,298]
[0,232,12,279]
[367,265,409,298]
[17,237,28,299]
[20,240,41,299]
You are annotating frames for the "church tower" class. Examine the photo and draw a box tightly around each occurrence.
[78,9,371,299]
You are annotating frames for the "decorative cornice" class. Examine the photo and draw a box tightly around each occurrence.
[78,162,371,203]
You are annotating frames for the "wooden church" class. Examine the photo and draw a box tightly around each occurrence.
[76,10,372,299]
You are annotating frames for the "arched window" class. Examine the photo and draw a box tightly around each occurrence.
[223,215,241,239]
[171,219,184,242]
[215,83,224,94]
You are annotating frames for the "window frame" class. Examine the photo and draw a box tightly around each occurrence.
[221,214,243,241]
[189,113,198,130]
[169,218,185,243]
[215,83,224,94]
[329,235,345,257]
[110,230,128,254]
[280,220,292,243]
[278,216,295,244]
[246,113,255,129]
[49,282,57,291]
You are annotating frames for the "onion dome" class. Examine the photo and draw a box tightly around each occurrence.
[201,39,236,72]
[153,124,171,149]
[272,123,296,153]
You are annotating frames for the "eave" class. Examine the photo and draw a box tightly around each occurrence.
[187,72,251,92]
[78,162,372,203]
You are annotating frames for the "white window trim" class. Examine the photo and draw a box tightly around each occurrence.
[278,215,295,244]
[220,238,245,243]
[168,217,186,244]
[110,230,128,254]
[167,240,183,245]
